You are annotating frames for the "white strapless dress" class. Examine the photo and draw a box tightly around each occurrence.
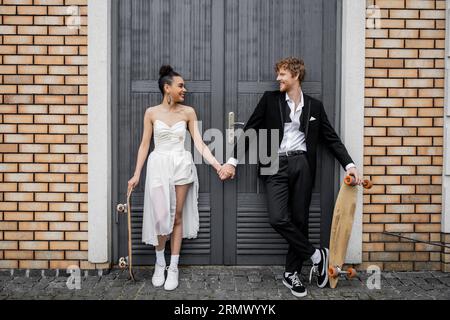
[142,120,199,246]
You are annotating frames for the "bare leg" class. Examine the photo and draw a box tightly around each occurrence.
[156,235,168,251]
[170,183,192,255]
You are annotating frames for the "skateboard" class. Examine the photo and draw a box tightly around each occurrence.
[328,174,373,289]
[116,186,136,281]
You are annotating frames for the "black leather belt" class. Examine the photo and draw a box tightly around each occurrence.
[278,150,306,157]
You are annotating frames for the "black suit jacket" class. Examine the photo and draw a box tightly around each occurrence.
[230,90,354,182]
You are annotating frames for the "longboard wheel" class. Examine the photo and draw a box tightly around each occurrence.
[363,179,373,189]
[117,203,127,213]
[344,175,357,186]
[347,267,357,279]
[328,266,338,278]
[119,257,128,269]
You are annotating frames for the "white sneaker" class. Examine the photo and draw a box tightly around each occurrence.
[164,266,179,291]
[152,263,166,287]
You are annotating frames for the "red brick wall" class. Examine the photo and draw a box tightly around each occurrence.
[0,0,109,270]
[363,0,446,271]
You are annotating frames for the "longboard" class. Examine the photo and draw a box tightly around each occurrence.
[328,174,372,289]
[117,186,136,281]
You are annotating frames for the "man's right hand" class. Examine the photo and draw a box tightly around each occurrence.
[218,164,236,181]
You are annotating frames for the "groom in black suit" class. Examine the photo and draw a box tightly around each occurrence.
[219,57,362,297]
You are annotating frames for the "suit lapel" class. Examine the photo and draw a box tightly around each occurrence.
[300,94,312,140]
[277,94,286,129]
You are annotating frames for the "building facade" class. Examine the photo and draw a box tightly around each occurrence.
[0,0,449,272]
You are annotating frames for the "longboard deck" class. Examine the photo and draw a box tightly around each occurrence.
[328,180,357,288]
[126,187,135,281]
[328,176,372,289]
[117,187,136,281]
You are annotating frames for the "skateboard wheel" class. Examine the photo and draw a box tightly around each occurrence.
[344,175,357,186]
[117,203,127,213]
[363,180,373,189]
[119,257,128,269]
[347,267,357,279]
[328,266,338,278]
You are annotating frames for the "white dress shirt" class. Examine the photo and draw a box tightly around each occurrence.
[279,90,306,153]
[227,90,356,171]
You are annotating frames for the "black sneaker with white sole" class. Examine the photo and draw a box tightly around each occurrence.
[282,272,307,298]
[309,248,329,288]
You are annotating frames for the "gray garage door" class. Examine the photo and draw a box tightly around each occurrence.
[112,0,341,266]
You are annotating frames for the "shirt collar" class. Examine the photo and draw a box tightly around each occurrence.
[285,89,304,108]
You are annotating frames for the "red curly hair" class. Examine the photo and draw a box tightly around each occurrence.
[275,57,306,84]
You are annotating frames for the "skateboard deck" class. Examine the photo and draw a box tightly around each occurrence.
[328,175,372,289]
[117,186,136,281]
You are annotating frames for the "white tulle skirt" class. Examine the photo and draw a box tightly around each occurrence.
[141,149,199,246]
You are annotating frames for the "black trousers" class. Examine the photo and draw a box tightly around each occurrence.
[263,153,316,273]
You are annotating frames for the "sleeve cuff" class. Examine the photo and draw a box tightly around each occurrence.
[345,163,356,171]
[227,158,238,167]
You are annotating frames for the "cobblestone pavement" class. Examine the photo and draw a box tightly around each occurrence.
[0,266,449,300]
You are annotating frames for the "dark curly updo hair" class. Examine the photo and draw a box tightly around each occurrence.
[158,65,181,95]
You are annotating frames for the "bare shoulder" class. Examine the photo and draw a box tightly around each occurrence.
[181,105,195,113]
[144,105,160,123]
[145,105,158,113]
[180,105,196,118]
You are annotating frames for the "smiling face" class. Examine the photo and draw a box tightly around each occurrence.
[276,67,300,93]
[165,76,187,103]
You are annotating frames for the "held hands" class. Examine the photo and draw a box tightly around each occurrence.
[217,164,236,181]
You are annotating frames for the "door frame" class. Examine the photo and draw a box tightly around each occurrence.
[88,0,365,265]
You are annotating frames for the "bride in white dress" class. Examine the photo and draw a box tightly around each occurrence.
[128,65,227,291]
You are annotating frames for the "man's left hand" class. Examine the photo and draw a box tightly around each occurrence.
[346,167,363,185]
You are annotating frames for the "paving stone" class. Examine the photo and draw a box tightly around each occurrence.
[219,282,236,291]
[26,270,43,278]
[0,270,13,277]
[248,274,262,283]
[430,271,447,278]
[12,270,27,277]
[425,277,445,287]
[0,293,10,300]
[438,277,450,286]
[411,278,434,291]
